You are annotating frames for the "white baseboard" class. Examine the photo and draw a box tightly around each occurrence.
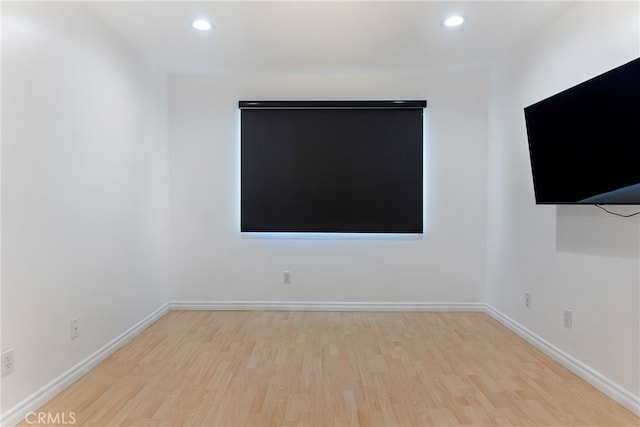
[173,300,639,415]
[2,301,637,425]
[170,300,486,312]
[0,303,170,427]
[485,304,640,417]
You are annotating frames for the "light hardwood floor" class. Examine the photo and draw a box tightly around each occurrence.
[25,311,638,426]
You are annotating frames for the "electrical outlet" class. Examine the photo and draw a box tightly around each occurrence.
[564,309,573,329]
[283,271,292,285]
[71,318,80,339]
[2,349,14,376]
[525,293,531,309]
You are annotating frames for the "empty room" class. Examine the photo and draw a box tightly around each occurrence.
[1,1,639,426]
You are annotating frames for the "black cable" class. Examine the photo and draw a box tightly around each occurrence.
[595,204,640,218]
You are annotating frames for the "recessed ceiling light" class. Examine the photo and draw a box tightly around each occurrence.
[442,15,465,27]
[192,19,213,31]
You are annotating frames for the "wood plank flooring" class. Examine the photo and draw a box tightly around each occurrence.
[25,311,639,426]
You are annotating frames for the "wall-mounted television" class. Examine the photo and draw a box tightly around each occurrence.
[239,100,426,233]
[524,57,640,204]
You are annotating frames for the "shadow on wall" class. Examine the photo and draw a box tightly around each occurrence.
[556,205,640,258]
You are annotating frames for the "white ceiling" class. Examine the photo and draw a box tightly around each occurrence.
[83,1,578,74]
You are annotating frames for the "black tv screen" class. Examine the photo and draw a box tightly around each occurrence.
[240,100,426,233]
[524,57,640,204]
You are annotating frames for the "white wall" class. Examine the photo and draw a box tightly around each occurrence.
[168,71,488,304]
[487,0,639,401]
[1,2,168,412]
